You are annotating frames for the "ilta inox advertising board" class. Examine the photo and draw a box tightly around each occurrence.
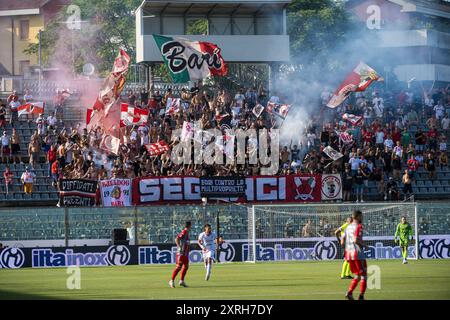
[0,235,449,269]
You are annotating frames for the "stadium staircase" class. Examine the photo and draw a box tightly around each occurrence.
[0,94,84,206]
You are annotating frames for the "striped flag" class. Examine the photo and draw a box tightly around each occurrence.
[339,131,354,145]
[165,97,181,116]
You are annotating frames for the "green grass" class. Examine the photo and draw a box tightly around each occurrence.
[0,260,449,300]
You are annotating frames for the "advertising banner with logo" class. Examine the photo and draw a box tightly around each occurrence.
[2,235,448,268]
[100,179,132,207]
[321,174,343,200]
[132,175,322,205]
[59,179,98,207]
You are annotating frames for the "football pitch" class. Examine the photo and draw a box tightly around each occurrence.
[0,260,449,300]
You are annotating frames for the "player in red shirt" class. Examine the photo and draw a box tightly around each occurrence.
[342,210,369,300]
[169,221,192,288]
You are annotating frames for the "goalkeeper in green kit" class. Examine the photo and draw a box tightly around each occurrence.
[394,216,414,264]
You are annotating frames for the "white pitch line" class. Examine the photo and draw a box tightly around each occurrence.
[164,288,450,300]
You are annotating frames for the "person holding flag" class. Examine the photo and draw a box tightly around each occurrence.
[394,216,414,264]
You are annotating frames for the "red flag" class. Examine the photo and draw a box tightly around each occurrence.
[18,102,45,117]
[327,62,382,108]
[144,141,170,156]
[120,103,149,127]
[198,41,228,77]
[86,108,93,125]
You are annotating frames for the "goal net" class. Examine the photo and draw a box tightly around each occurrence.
[246,202,418,263]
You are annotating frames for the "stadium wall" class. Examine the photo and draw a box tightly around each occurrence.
[1,234,449,269]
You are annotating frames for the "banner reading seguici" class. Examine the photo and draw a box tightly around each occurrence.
[100,179,132,207]
[132,174,322,205]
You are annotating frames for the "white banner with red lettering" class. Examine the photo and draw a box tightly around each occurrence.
[100,179,132,207]
[132,175,323,205]
[321,174,343,200]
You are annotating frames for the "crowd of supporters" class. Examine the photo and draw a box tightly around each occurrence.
[0,82,449,202]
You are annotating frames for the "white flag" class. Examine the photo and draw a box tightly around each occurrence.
[323,146,343,161]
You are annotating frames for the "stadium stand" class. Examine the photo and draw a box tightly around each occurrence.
[0,81,449,207]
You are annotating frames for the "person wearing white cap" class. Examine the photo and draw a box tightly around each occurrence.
[21,166,36,194]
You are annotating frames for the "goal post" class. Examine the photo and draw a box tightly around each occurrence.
[246,202,418,263]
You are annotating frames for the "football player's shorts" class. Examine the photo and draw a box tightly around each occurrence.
[348,260,367,276]
[176,253,189,266]
[202,249,215,261]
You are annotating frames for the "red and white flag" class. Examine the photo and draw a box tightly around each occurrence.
[252,104,264,118]
[342,113,363,126]
[266,102,291,120]
[112,49,131,76]
[18,102,45,117]
[215,133,235,159]
[120,103,149,127]
[339,131,354,145]
[327,62,382,109]
[165,98,181,116]
[181,121,194,142]
[277,104,291,120]
[100,134,120,155]
[90,49,130,116]
[144,141,170,156]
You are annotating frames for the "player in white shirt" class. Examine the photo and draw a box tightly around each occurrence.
[198,224,222,281]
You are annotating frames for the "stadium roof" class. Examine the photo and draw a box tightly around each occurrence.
[0,0,70,16]
[137,0,291,16]
[0,0,50,10]
[346,0,450,19]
